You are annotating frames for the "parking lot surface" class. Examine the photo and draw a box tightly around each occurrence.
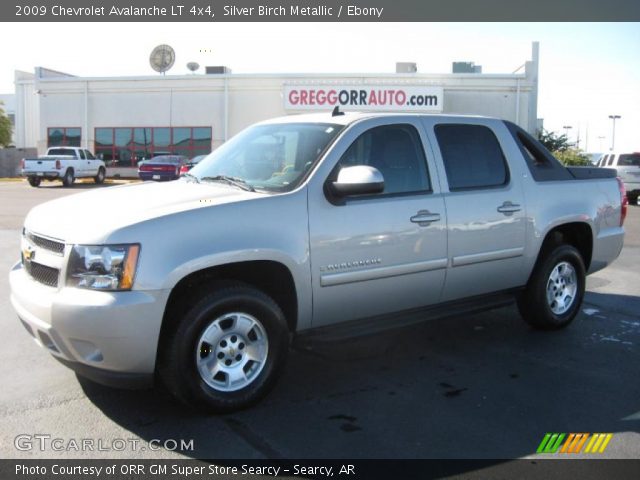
[0,180,638,461]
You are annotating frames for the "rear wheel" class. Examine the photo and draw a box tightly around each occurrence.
[518,242,585,330]
[160,281,289,412]
[94,167,106,184]
[61,169,75,187]
[27,177,41,187]
[628,193,638,205]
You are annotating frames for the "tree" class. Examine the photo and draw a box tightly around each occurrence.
[0,101,12,147]
[537,129,572,153]
[553,148,591,166]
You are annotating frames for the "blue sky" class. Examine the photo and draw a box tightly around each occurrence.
[1,22,639,151]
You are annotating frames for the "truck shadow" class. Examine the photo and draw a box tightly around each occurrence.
[79,293,640,467]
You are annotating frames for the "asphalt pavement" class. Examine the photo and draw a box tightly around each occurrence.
[0,180,638,464]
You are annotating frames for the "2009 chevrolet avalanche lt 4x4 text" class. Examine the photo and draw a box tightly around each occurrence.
[10,113,626,411]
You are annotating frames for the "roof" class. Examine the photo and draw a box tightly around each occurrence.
[257,111,491,126]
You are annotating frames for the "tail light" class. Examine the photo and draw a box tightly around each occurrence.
[20,159,25,169]
[55,159,61,170]
[179,165,189,175]
[617,177,628,227]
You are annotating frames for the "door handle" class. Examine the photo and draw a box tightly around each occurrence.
[497,201,521,216]
[410,210,441,226]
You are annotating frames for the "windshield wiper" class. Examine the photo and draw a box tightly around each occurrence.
[201,175,255,192]
[182,173,200,183]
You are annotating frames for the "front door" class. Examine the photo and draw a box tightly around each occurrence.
[308,119,448,327]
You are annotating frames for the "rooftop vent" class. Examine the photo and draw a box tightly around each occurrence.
[205,66,232,74]
[396,62,417,73]
[452,62,482,74]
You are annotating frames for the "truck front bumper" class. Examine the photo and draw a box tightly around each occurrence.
[9,261,170,389]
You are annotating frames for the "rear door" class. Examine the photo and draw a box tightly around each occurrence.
[423,118,528,301]
[308,118,448,327]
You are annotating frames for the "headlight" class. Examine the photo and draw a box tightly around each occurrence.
[67,244,140,291]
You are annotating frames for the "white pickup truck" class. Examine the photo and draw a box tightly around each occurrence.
[21,147,106,187]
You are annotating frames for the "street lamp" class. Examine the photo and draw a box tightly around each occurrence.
[598,135,605,152]
[563,125,573,144]
[608,115,621,151]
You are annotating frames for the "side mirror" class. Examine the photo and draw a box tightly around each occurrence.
[331,165,384,197]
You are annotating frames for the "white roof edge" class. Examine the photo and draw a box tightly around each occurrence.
[29,70,528,83]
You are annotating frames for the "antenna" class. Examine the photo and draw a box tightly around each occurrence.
[332,106,344,117]
[186,62,200,74]
[149,44,176,75]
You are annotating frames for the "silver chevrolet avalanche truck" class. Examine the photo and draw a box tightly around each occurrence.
[10,112,626,412]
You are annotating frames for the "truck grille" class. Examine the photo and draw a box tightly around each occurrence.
[26,232,65,255]
[24,261,60,288]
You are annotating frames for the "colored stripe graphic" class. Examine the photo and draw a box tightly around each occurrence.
[537,433,566,453]
[538,433,613,454]
[584,433,613,453]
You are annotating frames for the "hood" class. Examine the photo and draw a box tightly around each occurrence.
[24,180,262,243]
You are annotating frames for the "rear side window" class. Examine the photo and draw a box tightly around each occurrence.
[48,148,77,157]
[607,155,615,166]
[618,154,640,166]
[435,124,508,191]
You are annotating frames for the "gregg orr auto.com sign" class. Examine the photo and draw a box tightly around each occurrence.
[284,85,444,112]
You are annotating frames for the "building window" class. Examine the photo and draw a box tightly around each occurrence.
[94,127,212,167]
[48,127,81,147]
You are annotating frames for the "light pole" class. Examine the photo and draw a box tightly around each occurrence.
[608,115,621,151]
[563,125,573,145]
[598,136,605,152]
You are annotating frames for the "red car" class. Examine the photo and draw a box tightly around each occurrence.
[138,155,188,181]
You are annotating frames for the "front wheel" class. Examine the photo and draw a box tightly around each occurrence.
[61,169,75,187]
[160,282,289,412]
[517,243,586,330]
[94,167,106,184]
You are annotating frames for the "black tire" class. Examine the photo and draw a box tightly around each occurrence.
[61,169,75,187]
[27,177,41,187]
[160,281,289,412]
[94,167,106,184]
[518,242,586,330]
[628,193,638,205]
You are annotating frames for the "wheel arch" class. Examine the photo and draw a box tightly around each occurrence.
[530,222,593,283]
[157,260,299,367]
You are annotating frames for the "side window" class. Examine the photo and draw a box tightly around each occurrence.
[85,150,95,160]
[607,155,615,166]
[78,149,86,160]
[336,124,430,195]
[435,124,508,191]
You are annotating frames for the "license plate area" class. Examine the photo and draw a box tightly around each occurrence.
[152,174,160,180]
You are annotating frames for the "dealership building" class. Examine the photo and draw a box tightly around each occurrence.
[12,43,540,168]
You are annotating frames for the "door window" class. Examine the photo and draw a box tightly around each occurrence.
[336,124,430,195]
[435,124,509,191]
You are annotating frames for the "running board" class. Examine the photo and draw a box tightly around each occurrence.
[293,290,520,347]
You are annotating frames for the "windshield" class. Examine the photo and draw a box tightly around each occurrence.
[189,122,343,192]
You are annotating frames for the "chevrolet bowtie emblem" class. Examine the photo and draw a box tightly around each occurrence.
[23,246,35,262]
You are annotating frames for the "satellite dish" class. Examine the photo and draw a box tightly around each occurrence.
[149,44,175,74]
[186,62,200,73]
